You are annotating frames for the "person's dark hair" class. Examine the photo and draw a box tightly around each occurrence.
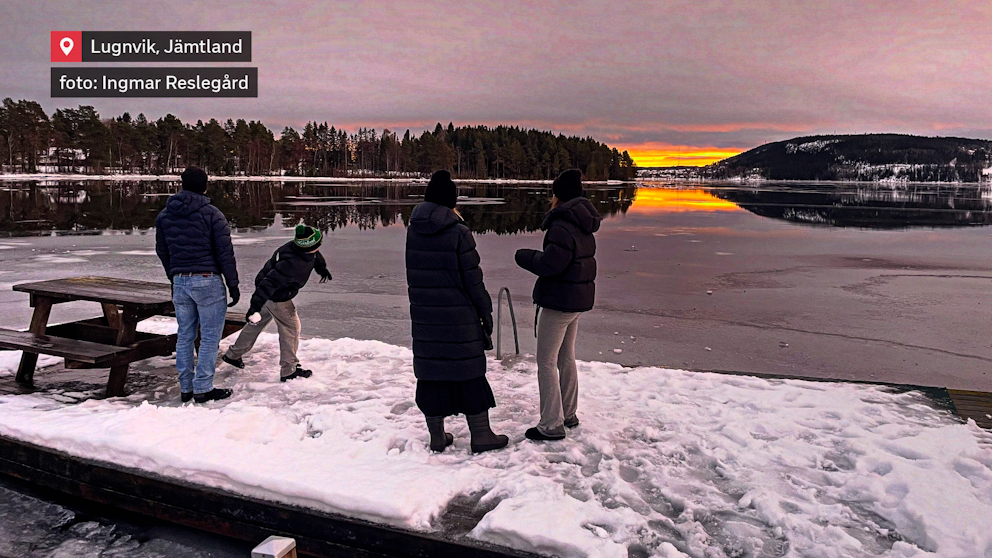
[552,169,582,202]
[424,170,457,209]
[181,167,208,194]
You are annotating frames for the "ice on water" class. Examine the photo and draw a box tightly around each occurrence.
[0,321,990,558]
[0,483,228,558]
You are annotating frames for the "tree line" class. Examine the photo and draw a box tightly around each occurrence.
[0,98,636,181]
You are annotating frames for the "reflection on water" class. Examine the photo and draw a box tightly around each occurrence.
[0,181,636,236]
[2,179,992,235]
[701,182,992,229]
[626,188,741,214]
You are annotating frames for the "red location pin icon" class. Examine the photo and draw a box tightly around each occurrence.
[51,31,82,62]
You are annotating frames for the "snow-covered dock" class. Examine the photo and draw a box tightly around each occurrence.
[1,319,990,558]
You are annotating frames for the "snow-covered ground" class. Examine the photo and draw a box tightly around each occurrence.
[0,173,552,184]
[0,173,641,185]
[0,319,990,558]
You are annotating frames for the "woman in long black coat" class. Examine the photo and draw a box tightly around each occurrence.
[406,170,508,453]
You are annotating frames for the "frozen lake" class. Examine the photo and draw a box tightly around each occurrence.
[1,179,991,391]
[2,179,992,557]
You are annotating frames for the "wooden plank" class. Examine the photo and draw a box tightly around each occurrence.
[46,322,120,345]
[14,296,53,385]
[0,436,542,558]
[0,329,132,365]
[106,308,140,397]
[102,303,122,330]
[64,334,176,369]
[13,277,173,307]
[947,389,992,429]
[223,312,248,338]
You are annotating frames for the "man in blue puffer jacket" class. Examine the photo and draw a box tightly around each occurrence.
[155,167,240,404]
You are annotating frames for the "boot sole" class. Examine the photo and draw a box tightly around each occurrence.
[471,437,509,453]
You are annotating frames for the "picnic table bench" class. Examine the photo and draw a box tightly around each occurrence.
[0,276,245,397]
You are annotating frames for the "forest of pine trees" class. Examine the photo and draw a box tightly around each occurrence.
[0,99,637,180]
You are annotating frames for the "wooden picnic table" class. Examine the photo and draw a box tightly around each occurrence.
[8,277,177,396]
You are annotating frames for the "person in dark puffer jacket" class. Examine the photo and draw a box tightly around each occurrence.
[222,224,332,381]
[515,169,602,441]
[155,167,240,404]
[406,170,508,454]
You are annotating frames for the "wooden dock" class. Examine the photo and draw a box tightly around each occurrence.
[947,389,992,429]
[0,436,542,558]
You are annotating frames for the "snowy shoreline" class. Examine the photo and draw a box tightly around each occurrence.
[1,172,984,187]
[0,173,588,185]
[1,324,990,558]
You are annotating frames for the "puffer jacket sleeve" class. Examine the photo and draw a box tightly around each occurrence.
[154,212,170,277]
[314,251,329,276]
[515,223,574,277]
[249,252,296,311]
[208,206,239,288]
[457,227,493,319]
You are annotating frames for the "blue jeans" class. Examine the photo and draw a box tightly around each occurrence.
[172,274,227,394]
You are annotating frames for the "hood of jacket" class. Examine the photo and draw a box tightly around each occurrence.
[165,189,211,217]
[541,196,602,234]
[409,201,462,235]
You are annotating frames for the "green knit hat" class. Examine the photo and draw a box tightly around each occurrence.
[294,224,322,249]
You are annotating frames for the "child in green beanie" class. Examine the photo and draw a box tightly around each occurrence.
[222,224,331,381]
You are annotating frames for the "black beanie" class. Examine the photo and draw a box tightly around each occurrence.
[552,169,582,202]
[424,170,457,209]
[181,167,208,194]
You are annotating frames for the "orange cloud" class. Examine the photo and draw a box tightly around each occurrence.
[616,143,745,167]
[628,188,742,214]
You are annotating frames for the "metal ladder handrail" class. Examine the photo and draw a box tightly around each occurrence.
[496,287,520,359]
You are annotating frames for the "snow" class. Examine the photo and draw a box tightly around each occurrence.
[0,173,630,185]
[0,351,60,378]
[0,327,989,558]
[785,140,840,154]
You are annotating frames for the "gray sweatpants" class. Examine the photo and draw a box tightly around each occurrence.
[225,299,300,378]
[536,308,582,436]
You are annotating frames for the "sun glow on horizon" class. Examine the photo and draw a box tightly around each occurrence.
[620,144,745,167]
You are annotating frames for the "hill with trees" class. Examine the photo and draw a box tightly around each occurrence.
[705,134,992,182]
[0,98,636,181]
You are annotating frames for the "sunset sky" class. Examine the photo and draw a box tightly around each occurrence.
[1,0,989,167]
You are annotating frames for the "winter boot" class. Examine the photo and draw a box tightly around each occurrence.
[525,426,565,441]
[425,416,454,453]
[281,365,313,382]
[466,411,509,453]
[193,388,233,403]
[564,415,580,428]
[222,354,245,369]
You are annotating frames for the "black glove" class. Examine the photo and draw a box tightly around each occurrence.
[482,314,494,350]
[515,248,537,268]
[227,285,240,307]
[246,306,259,322]
[319,270,332,283]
